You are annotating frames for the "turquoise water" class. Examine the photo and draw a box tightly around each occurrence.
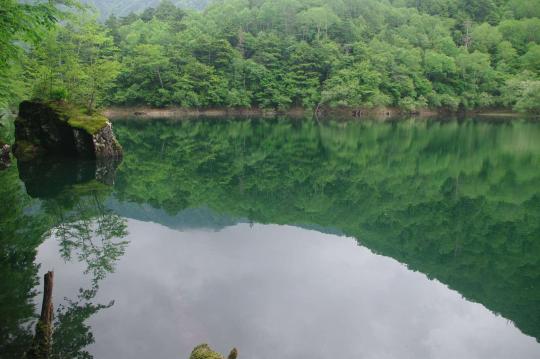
[1,117,540,358]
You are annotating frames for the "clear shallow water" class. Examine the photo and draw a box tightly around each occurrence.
[1,117,540,358]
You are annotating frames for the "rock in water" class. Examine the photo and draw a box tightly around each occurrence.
[13,101,122,161]
[189,344,238,359]
[189,344,224,359]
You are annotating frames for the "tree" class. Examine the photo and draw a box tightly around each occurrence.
[501,73,540,113]
[5,0,540,112]
[455,51,497,108]
[322,61,387,107]
[27,15,121,113]
[0,0,78,107]
[495,41,518,73]
[520,44,540,73]
[424,50,457,80]
[115,44,170,106]
[297,6,340,41]
[507,0,540,19]
[498,18,540,53]
[471,23,502,53]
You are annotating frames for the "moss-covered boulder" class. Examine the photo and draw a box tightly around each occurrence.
[13,101,122,161]
[189,344,238,359]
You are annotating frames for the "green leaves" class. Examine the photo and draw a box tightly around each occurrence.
[0,0,78,107]
[2,0,540,112]
[322,61,384,107]
[501,75,540,114]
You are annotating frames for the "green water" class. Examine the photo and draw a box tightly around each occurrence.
[1,117,540,358]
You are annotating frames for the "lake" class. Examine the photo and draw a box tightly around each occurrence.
[1,116,540,359]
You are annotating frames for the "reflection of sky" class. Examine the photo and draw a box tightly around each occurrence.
[37,220,540,359]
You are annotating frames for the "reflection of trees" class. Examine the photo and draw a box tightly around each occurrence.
[1,156,128,358]
[44,187,128,359]
[114,118,540,341]
[52,287,114,359]
[53,192,129,285]
[0,165,46,358]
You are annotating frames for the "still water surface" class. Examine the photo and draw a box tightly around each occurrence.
[1,117,540,358]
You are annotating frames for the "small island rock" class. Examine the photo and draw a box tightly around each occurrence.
[189,344,238,359]
[13,101,122,161]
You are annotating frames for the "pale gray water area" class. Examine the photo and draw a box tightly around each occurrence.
[36,220,540,359]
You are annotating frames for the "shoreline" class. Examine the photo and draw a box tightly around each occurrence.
[103,106,532,120]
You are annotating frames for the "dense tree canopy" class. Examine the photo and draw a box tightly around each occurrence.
[2,0,540,114]
[0,0,80,108]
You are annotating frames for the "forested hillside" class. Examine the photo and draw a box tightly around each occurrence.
[2,0,540,113]
[83,0,210,18]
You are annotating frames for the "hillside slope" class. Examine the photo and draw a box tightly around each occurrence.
[83,0,210,18]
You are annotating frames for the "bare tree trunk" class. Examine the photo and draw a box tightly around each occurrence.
[156,67,164,88]
[463,20,472,50]
[27,271,54,359]
[88,91,95,114]
[40,272,54,325]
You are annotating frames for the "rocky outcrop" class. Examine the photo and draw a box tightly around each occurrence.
[189,344,238,359]
[13,101,122,161]
[92,122,123,158]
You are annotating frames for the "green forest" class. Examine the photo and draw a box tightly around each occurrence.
[1,0,540,114]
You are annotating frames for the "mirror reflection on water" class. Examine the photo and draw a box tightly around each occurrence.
[1,117,540,359]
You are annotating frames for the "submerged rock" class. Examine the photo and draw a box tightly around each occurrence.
[13,101,122,161]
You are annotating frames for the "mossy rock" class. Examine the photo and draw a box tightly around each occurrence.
[48,101,108,135]
[14,101,122,161]
[188,344,238,359]
[189,344,225,359]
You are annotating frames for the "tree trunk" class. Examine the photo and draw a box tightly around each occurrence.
[87,91,95,114]
[27,271,54,359]
[40,272,54,324]
[156,67,164,88]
